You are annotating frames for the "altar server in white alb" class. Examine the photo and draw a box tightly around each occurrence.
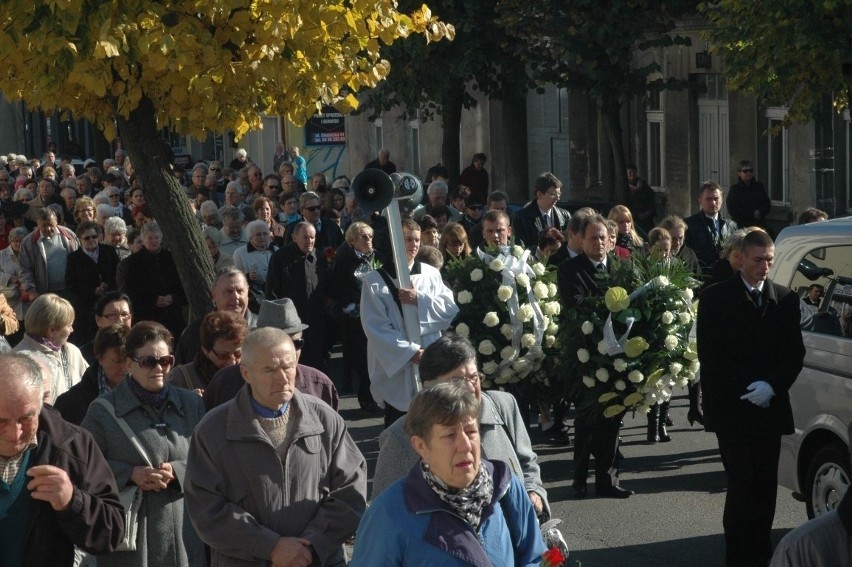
[360,218,458,428]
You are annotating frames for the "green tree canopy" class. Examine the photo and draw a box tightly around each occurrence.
[701,0,852,123]
[0,0,452,319]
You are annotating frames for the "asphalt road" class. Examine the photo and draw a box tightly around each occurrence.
[337,387,810,567]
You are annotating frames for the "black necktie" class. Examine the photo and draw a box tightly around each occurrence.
[596,262,607,273]
[749,288,761,307]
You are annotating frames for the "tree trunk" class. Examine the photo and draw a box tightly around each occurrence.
[600,96,627,205]
[116,97,214,322]
[440,82,464,182]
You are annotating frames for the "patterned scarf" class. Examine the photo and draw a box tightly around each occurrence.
[27,333,61,352]
[128,375,170,409]
[421,460,493,531]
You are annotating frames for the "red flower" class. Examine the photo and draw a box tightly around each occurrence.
[540,546,565,567]
[324,246,335,262]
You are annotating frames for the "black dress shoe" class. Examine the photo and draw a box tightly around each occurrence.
[664,416,674,427]
[572,483,587,498]
[542,424,571,445]
[596,486,633,499]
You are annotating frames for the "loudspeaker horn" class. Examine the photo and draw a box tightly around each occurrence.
[390,172,423,214]
[352,169,395,213]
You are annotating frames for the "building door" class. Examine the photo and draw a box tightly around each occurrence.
[697,74,730,191]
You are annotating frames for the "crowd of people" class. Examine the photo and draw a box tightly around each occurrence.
[0,145,838,566]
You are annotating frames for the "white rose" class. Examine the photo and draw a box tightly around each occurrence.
[664,334,678,351]
[678,311,692,324]
[519,303,534,322]
[628,370,644,383]
[532,263,546,276]
[455,323,470,338]
[615,380,627,391]
[457,290,473,304]
[481,362,497,376]
[500,324,514,340]
[533,282,549,300]
[653,275,670,288]
[681,288,694,301]
[497,285,514,301]
[581,320,594,335]
[548,283,558,298]
[595,368,610,383]
[521,333,536,348]
[512,245,524,258]
[501,346,517,361]
[545,335,556,348]
[516,273,530,288]
[582,376,596,388]
[576,348,590,363]
[478,340,496,355]
[661,311,674,325]
[470,268,484,281]
[495,368,514,384]
[547,322,558,335]
[483,312,500,327]
[613,358,628,372]
[543,302,560,316]
[489,258,504,271]
[597,340,608,355]
[512,357,531,373]
[676,377,688,388]
[689,360,700,373]
[669,362,683,376]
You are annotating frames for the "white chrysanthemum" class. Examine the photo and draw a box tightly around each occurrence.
[576,348,590,363]
[501,346,517,361]
[483,312,500,327]
[521,333,536,348]
[628,370,644,383]
[664,334,678,351]
[547,322,558,335]
[582,376,596,388]
[669,362,683,376]
[595,368,610,383]
[532,263,546,276]
[615,380,627,391]
[678,311,692,324]
[482,361,499,375]
[581,320,594,335]
[547,283,558,298]
[478,340,496,355]
[545,335,556,348]
[470,268,484,282]
[500,324,514,340]
[661,311,674,325]
[597,341,608,355]
[681,288,694,301]
[533,282,549,300]
[455,323,470,338]
[489,258,504,271]
[512,245,524,258]
[497,285,514,301]
[516,273,530,288]
[653,275,670,288]
[519,304,534,321]
[457,290,473,304]
[613,358,628,372]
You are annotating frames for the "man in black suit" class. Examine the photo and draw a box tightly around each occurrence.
[684,181,738,278]
[557,214,633,499]
[513,172,571,253]
[266,221,331,369]
[284,191,344,252]
[697,229,805,567]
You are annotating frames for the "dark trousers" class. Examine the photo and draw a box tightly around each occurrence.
[716,431,782,567]
[341,316,373,405]
[573,408,623,488]
[383,403,406,429]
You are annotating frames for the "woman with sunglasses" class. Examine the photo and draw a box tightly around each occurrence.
[169,311,248,396]
[81,321,207,567]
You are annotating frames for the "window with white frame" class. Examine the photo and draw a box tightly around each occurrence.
[406,118,421,177]
[765,107,789,204]
[646,90,664,189]
[374,118,383,155]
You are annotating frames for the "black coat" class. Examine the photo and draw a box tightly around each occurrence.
[329,242,370,307]
[123,247,186,338]
[65,245,120,344]
[21,406,125,566]
[53,365,101,426]
[727,179,771,229]
[683,211,738,276]
[556,253,616,310]
[697,275,805,436]
[513,201,571,251]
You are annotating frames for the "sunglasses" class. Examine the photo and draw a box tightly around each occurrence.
[468,205,483,210]
[303,205,321,212]
[292,338,305,350]
[132,355,175,369]
[81,234,98,241]
[211,348,241,361]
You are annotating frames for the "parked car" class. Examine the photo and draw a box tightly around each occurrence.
[772,217,852,518]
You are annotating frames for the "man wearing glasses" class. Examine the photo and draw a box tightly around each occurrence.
[287,191,343,250]
[727,159,771,231]
[512,172,571,255]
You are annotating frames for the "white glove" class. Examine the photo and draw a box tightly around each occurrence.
[740,381,775,408]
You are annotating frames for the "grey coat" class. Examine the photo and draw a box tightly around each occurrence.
[184,387,367,567]
[81,379,207,567]
[371,390,550,518]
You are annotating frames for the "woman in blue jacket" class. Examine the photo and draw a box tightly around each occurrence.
[351,382,546,566]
